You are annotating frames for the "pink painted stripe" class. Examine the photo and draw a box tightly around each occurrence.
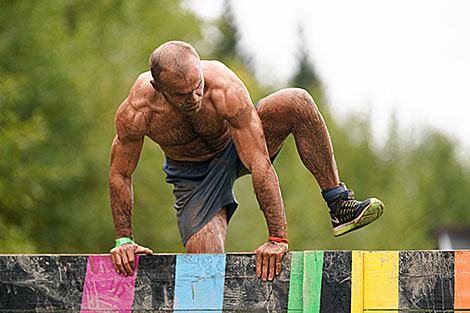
[81,255,138,312]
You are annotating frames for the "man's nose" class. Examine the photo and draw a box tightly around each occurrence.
[189,91,200,102]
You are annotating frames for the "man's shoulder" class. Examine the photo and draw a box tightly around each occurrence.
[201,61,251,119]
[202,60,243,96]
[115,100,150,140]
[125,71,159,111]
[115,72,156,139]
[202,60,234,82]
[131,71,154,98]
[201,59,227,70]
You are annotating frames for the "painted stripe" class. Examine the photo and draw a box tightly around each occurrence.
[81,255,138,312]
[320,251,352,313]
[455,251,470,312]
[173,254,226,312]
[363,251,398,312]
[351,251,363,313]
[288,251,304,312]
[302,251,323,312]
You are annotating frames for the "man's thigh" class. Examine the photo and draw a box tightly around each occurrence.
[256,89,300,158]
[185,207,227,253]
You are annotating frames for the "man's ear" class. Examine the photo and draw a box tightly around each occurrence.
[150,80,161,92]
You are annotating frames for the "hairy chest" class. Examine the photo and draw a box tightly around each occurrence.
[147,108,229,147]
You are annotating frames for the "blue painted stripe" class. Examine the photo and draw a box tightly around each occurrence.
[173,254,226,312]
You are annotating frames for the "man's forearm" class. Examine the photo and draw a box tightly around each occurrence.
[109,175,134,239]
[252,164,287,239]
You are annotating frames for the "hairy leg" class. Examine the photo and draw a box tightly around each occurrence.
[257,88,340,190]
[185,207,227,253]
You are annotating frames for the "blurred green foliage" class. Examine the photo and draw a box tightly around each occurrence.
[1,0,469,254]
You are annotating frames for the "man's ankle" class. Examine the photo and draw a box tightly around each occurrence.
[322,182,348,202]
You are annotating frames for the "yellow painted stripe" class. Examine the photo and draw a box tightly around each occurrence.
[351,251,363,313]
[363,251,399,312]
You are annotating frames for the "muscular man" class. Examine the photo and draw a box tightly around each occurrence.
[109,41,384,281]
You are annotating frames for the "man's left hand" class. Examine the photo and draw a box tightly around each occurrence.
[255,241,288,281]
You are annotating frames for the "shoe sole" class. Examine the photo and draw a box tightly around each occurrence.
[333,198,384,237]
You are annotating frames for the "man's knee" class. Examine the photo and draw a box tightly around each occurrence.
[262,88,317,112]
[286,88,318,111]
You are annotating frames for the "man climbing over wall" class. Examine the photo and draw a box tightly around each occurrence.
[109,41,384,281]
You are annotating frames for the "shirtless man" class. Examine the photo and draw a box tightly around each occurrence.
[109,41,384,281]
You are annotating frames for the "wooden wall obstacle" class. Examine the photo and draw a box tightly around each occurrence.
[1,251,469,312]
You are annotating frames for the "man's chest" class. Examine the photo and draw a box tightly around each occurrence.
[146,108,229,147]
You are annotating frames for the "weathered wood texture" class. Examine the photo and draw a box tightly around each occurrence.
[0,255,87,312]
[0,251,469,312]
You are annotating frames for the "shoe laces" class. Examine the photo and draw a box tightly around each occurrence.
[329,189,359,222]
[338,199,360,221]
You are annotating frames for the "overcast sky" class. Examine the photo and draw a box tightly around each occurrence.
[185,0,470,155]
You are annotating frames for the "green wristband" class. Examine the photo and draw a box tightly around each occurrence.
[115,237,134,248]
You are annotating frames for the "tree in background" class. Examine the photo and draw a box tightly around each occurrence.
[291,28,319,90]
[0,0,202,253]
[211,0,266,101]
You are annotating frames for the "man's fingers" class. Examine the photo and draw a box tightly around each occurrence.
[276,254,282,275]
[110,250,120,274]
[262,253,269,281]
[135,245,153,255]
[120,251,133,276]
[114,254,125,275]
[255,242,289,281]
[127,249,135,272]
[268,254,276,281]
[111,243,154,277]
[256,250,263,278]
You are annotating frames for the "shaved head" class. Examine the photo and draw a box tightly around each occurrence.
[149,41,200,84]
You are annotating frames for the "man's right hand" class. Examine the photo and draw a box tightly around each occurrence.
[110,243,153,276]
[255,241,288,281]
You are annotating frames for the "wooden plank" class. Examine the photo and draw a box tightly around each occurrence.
[302,251,323,312]
[222,253,291,312]
[351,251,364,313]
[132,254,176,310]
[80,255,138,312]
[287,251,304,312]
[399,251,454,311]
[0,255,87,311]
[455,250,470,312]
[319,250,352,313]
[1,251,467,312]
[363,251,399,312]
[173,254,226,312]
[368,311,453,313]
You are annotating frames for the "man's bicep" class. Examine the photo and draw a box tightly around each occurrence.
[111,101,148,177]
[110,135,144,178]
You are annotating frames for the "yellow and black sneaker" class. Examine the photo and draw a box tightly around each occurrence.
[322,183,384,237]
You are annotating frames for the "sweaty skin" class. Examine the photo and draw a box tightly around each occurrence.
[109,60,288,281]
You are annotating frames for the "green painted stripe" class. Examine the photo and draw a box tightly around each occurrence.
[303,251,324,312]
[288,251,304,312]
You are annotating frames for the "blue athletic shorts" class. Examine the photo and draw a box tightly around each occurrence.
[163,141,250,245]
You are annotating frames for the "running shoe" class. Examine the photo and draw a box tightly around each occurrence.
[322,183,384,237]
